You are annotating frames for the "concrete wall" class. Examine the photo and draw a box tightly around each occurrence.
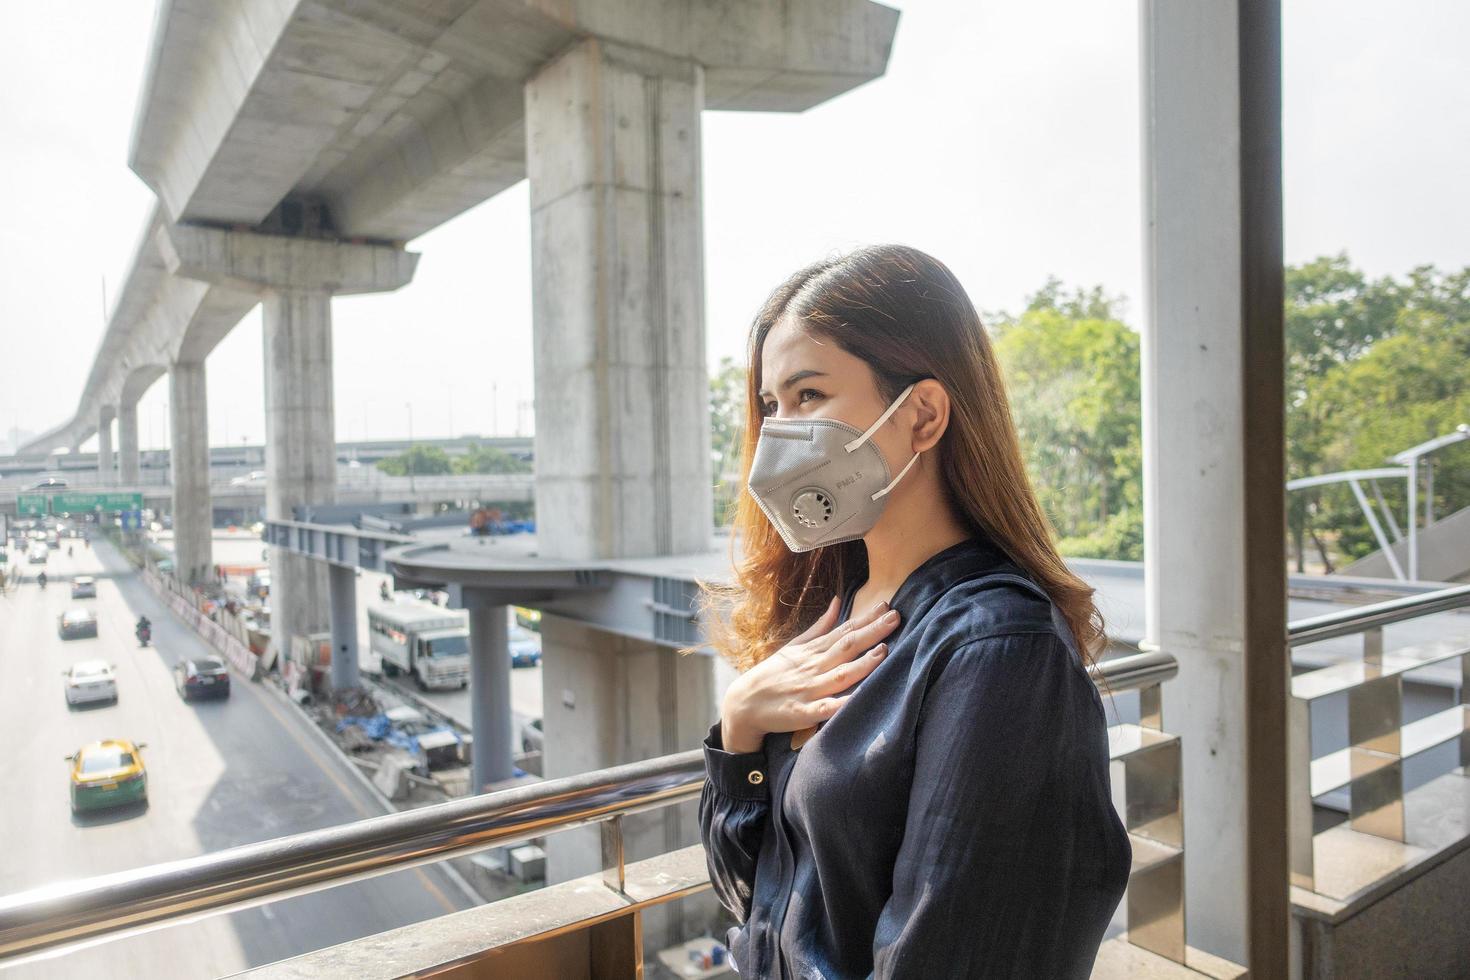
[538,612,723,953]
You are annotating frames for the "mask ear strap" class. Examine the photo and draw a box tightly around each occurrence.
[871,448,920,500]
[843,383,917,453]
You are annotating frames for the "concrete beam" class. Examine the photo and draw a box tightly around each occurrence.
[158,224,418,296]
[128,1,898,239]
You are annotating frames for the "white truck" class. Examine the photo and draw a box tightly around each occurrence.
[367,599,471,691]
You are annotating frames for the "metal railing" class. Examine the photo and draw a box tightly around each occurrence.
[0,650,1181,969]
[1286,584,1470,890]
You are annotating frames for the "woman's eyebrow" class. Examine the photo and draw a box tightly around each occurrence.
[757,369,828,399]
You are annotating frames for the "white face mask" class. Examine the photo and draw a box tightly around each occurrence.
[745,383,920,552]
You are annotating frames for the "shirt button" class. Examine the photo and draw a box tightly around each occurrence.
[747,770,764,785]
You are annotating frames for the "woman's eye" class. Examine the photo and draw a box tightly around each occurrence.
[761,400,777,416]
[798,389,823,405]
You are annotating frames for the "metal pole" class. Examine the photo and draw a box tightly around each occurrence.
[1349,479,1404,581]
[467,603,515,793]
[327,564,360,692]
[1407,456,1418,580]
[1424,457,1434,525]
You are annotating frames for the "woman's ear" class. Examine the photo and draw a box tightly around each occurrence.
[909,379,950,452]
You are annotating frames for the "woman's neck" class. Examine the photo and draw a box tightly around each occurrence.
[853,497,973,610]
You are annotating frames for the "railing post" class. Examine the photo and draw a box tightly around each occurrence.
[601,814,626,896]
[1459,651,1469,777]
[1347,674,1404,840]
[1115,679,1186,963]
[1363,625,1383,666]
[1288,693,1315,889]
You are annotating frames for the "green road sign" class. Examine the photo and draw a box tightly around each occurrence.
[17,494,48,517]
[50,492,144,513]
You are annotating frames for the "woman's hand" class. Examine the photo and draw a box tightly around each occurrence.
[720,595,902,753]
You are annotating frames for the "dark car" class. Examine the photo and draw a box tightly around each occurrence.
[29,477,67,490]
[58,608,99,640]
[174,655,231,701]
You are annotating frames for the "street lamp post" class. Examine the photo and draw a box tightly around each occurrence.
[406,402,415,494]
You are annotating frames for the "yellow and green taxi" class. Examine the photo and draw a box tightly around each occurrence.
[66,739,148,813]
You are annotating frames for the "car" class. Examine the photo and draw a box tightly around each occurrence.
[63,660,118,707]
[67,739,147,813]
[508,625,542,668]
[174,655,231,700]
[228,470,266,487]
[71,576,97,599]
[58,608,99,639]
[27,544,49,564]
[520,717,544,755]
[28,477,66,490]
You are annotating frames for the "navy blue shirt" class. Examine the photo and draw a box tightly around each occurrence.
[699,534,1130,978]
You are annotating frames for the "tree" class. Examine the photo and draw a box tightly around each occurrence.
[452,443,531,475]
[991,281,1143,560]
[376,444,452,477]
[1284,256,1470,569]
[710,357,748,527]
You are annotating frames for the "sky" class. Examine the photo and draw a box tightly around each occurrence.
[1,0,1467,453]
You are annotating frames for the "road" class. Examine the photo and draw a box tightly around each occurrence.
[157,530,545,737]
[0,539,474,978]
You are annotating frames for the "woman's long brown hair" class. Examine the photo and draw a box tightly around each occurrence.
[687,244,1105,673]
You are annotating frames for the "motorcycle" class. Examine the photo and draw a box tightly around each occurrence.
[136,624,151,647]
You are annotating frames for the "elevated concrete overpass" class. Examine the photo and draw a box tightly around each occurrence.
[0,472,535,519]
[27,0,899,666]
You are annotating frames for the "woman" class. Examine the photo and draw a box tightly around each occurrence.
[694,245,1130,978]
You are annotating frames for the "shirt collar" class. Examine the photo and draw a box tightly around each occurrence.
[885,530,1020,619]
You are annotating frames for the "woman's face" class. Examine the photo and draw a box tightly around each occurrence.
[757,316,914,476]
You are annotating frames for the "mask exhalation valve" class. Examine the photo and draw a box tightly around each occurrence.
[791,488,835,528]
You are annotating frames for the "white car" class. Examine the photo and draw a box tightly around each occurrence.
[64,660,118,707]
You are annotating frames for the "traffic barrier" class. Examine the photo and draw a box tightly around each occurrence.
[140,565,260,681]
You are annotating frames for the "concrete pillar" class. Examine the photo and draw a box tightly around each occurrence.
[97,407,115,483]
[168,362,211,587]
[327,563,360,692]
[117,401,140,485]
[466,603,514,793]
[263,288,336,655]
[1141,0,1288,969]
[158,222,418,663]
[525,36,712,562]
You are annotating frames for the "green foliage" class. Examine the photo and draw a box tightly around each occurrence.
[376,444,453,476]
[991,280,1143,561]
[1285,257,1470,568]
[710,356,748,527]
[452,442,531,475]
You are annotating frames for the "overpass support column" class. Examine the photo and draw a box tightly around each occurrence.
[466,602,514,794]
[263,287,337,656]
[525,37,712,561]
[97,407,115,483]
[159,224,417,666]
[327,564,359,692]
[1141,0,1287,969]
[117,401,140,485]
[168,361,211,586]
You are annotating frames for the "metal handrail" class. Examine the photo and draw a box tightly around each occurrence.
[0,650,1175,964]
[1287,583,1470,647]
